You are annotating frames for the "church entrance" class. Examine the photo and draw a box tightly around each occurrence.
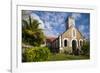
[72,40,77,55]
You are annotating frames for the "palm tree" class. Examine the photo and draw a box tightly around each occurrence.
[22,15,45,46]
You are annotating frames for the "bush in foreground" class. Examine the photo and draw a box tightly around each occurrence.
[22,47,51,62]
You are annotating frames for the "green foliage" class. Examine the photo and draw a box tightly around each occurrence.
[22,47,51,62]
[48,53,89,61]
[81,41,90,56]
[22,15,45,46]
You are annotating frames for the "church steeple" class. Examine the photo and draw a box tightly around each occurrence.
[66,16,75,30]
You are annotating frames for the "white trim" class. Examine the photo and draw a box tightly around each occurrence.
[71,39,78,47]
[72,27,76,38]
[79,39,83,47]
[59,36,63,50]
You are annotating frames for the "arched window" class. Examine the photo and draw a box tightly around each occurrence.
[64,40,67,47]
[73,30,75,37]
[79,39,83,47]
[80,41,83,46]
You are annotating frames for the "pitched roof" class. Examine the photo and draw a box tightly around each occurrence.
[46,37,57,43]
[58,25,84,39]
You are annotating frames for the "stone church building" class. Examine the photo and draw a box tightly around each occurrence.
[46,16,85,55]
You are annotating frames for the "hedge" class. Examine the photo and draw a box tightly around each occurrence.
[22,47,51,62]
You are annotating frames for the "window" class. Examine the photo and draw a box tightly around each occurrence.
[80,41,83,46]
[64,40,67,47]
[73,30,75,37]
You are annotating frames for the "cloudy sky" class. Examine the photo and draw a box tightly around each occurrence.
[22,10,90,39]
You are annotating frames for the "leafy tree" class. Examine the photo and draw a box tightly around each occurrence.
[22,15,45,46]
[81,40,90,56]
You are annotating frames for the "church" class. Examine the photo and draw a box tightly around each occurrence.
[46,16,85,55]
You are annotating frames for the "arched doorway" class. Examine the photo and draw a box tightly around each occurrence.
[72,40,77,54]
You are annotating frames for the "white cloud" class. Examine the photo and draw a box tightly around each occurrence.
[44,29,58,37]
[78,25,85,33]
[22,10,32,15]
[43,21,58,37]
[72,13,81,20]
[22,12,45,29]
[42,13,67,37]
[31,13,45,29]
[83,32,89,39]
[22,11,32,20]
[23,12,67,37]
[78,25,89,39]
[44,21,53,31]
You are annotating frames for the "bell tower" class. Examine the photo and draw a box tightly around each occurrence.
[66,16,75,30]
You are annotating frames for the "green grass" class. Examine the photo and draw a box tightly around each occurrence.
[48,53,90,61]
[22,47,90,62]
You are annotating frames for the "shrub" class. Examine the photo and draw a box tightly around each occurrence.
[63,47,72,55]
[22,47,51,62]
[81,41,90,56]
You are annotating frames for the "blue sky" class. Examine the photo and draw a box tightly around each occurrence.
[22,10,90,39]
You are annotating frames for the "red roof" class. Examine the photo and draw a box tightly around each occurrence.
[46,37,57,43]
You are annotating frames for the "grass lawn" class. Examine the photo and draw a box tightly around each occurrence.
[22,47,90,62]
[48,53,90,61]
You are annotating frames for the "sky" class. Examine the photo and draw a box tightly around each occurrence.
[22,10,90,39]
